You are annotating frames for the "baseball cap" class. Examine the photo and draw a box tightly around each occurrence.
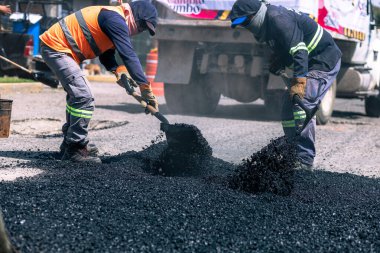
[145,21,156,36]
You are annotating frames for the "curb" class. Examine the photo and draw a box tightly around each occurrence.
[0,82,44,95]
[87,75,116,83]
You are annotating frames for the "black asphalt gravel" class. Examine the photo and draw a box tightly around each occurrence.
[229,136,297,196]
[0,137,379,252]
[153,124,213,176]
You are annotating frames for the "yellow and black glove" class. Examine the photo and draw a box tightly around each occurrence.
[290,77,307,100]
[140,83,159,114]
[113,65,132,88]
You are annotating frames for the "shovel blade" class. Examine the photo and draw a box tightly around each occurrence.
[160,123,197,148]
[33,72,59,88]
[160,123,209,153]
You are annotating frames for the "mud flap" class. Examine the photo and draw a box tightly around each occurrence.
[155,41,195,84]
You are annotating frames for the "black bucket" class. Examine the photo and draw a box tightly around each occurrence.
[0,99,13,138]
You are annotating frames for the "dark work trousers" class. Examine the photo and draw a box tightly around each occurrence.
[281,59,341,166]
[41,44,94,147]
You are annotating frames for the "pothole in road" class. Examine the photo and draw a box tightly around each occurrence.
[11,118,129,137]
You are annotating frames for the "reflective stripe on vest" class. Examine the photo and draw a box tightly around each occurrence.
[75,10,102,56]
[59,18,86,62]
[59,10,102,61]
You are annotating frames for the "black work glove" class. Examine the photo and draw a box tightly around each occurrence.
[269,55,285,76]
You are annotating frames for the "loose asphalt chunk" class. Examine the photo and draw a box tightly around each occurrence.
[0,138,379,252]
[229,136,297,196]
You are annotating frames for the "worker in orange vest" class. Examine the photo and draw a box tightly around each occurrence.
[40,1,158,163]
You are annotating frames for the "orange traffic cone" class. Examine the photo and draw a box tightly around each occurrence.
[145,48,164,96]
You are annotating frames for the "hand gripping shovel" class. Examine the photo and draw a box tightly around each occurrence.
[120,74,201,149]
[280,72,320,134]
[120,74,169,124]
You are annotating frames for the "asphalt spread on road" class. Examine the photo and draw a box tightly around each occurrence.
[0,128,379,252]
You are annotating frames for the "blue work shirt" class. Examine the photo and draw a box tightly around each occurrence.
[98,9,148,84]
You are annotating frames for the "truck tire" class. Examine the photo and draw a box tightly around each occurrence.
[365,95,380,117]
[164,77,221,115]
[264,89,285,120]
[316,80,336,125]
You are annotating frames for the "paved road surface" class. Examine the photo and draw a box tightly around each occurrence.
[0,83,379,252]
[2,83,378,176]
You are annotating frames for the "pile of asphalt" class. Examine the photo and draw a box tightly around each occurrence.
[229,136,297,196]
[152,124,213,176]
[0,133,379,251]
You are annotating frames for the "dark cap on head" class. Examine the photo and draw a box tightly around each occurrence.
[130,1,158,36]
[230,0,262,26]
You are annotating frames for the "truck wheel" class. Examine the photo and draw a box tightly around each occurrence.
[316,81,336,125]
[264,89,285,120]
[164,78,221,115]
[365,95,380,117]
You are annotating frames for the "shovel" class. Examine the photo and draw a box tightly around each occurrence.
[120,74,201,148]
[0,55,59,88]
[280,72,320,134]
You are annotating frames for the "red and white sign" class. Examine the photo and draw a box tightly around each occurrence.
[157,0,369,40]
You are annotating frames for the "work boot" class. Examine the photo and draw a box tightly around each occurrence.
[62,144,102,163]
[60,141,99,157]
[293,161,313,171]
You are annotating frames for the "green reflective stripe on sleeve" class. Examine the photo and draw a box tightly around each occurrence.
[307,25,323,53]
[66,105,93,115]
[289,42,308,56]
[282,120,296,128]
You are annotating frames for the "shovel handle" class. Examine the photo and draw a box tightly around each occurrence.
[121,74,158,113]
[280,72,310,112]
[0,55,32,74]
[280,72,320,133]
[131,91,169,124]
[130,91,159,114]
[121,74,170,124]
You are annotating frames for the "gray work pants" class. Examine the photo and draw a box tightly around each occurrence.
[41,45,94,147]
[281,60,341,166]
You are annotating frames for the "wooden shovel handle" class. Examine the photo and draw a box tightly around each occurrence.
[0,55,32,74]
[131,91,159,114]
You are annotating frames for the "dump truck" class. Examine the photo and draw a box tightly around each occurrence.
[154,0,380,122]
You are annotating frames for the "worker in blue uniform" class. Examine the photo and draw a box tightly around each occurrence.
[230,0,342,169]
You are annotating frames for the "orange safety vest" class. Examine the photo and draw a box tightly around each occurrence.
[40,6,129,63]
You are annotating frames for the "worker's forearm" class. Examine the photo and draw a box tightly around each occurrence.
[99,49,118,72]
[292,51,309,77]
